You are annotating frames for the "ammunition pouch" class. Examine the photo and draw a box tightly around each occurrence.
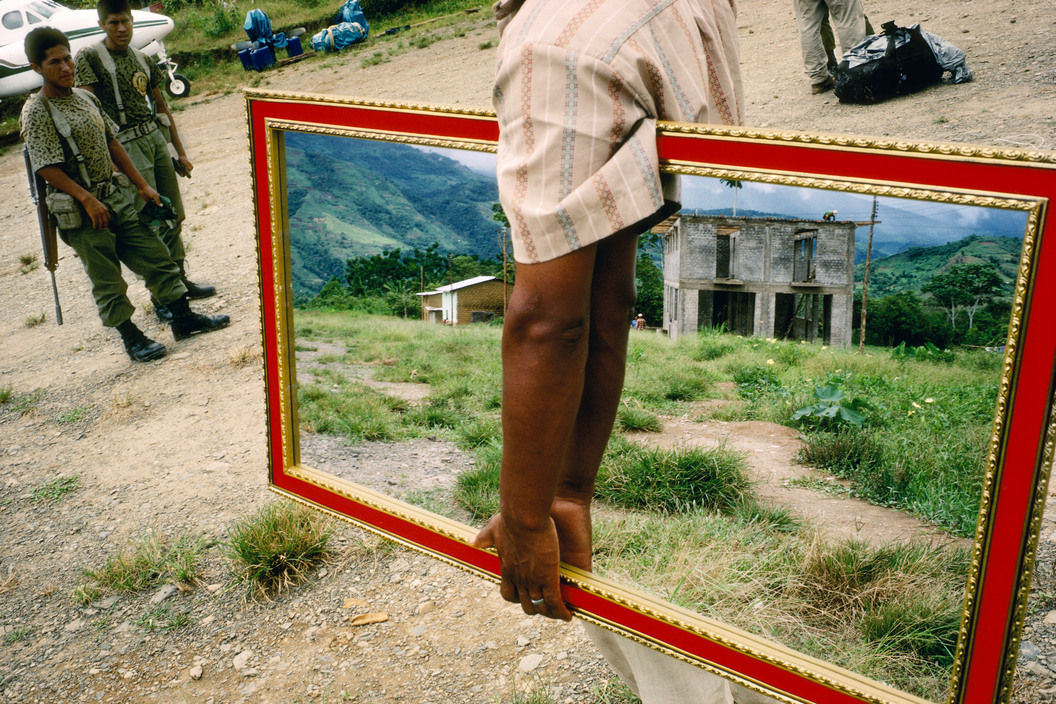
[45,191,83,231]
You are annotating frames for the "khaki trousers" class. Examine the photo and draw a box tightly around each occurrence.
[793,0,867,84]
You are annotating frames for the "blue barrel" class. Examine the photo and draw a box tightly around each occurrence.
[286,36,303,58]
[237,48,253,70]
[249,45,275,71]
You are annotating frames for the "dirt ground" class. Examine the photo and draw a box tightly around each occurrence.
[1,1,1055,702]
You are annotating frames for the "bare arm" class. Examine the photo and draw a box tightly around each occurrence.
[152,87,192,173]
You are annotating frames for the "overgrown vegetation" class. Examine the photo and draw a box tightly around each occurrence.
[223,500,332,598]
[290,302,998,698]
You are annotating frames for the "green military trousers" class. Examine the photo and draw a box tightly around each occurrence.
[121,126,186,261]
[59,183,187,328]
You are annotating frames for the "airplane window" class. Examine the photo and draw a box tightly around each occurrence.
[2,11,24,30]
[28,13,42,24]
[28,2,57,19]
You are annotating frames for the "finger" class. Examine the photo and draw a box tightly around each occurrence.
[542,587,572,621]
[519,588,543,617]
[498,576,518,604]
[471,526,495,550]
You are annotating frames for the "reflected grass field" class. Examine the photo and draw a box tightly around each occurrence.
[293,309,998,699]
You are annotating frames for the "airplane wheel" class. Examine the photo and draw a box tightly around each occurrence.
[166,73,190,99]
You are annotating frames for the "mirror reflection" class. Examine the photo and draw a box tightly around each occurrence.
[282,130,1028,702]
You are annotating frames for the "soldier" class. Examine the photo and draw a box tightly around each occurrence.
[75,0,214,321]
[20,26,229,362]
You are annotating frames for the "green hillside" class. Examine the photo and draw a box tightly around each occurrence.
[285,134,501,296]
[855,235,1021,298]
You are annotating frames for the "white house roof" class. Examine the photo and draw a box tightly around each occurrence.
[417,275,497,297]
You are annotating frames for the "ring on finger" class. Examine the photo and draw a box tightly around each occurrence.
[531,597,545,607]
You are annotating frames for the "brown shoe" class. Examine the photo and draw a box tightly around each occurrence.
[811,77,834,95]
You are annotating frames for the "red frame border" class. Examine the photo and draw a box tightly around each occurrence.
[248,92,1056,704]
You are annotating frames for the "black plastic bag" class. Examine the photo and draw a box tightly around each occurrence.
[833,22,944,104]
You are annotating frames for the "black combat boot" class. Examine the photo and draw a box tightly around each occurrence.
[150,296,174,323]
[116,319,167,362]
[168,295,230,341]
[176,260,216,299]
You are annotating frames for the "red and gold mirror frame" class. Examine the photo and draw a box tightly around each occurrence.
[247,89,1056,704]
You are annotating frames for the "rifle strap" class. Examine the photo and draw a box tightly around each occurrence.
[41,90,95,189]
[91,42,154,127]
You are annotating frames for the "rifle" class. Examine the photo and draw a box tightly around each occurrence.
[23,146,63,325]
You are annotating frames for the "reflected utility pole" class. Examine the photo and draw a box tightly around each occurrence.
[859,196,879,353]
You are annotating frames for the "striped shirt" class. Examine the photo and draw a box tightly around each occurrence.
[493,0,743,263]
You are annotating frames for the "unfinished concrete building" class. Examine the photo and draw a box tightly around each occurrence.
[661,214,856,346]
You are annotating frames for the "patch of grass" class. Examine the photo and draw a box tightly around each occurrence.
[411,34,439,50]
[2,389,43,416]
[616,407,662,433]
[730,499,802,533]
[0,386,11,404]
[136,603,192,632]
[25,313,46,328]
[455,416,500,449]
[230,345,261,368]
[70,584,102,606]
[82,530,206,593]
[223,500,331,599]
[3,627,31,645]
[478,39,495,50]
[298,382,402,442]
[404,398,463,431]
[597,438,750,514]
[30,475,80,503]
[732,364,782,400]
[361,51,390,67]
[404,487,449,515]
[455,440,501,520]
[591,511,967,700]
[591,678,641,704]
[19,253,39,274]
[860,596,960,667]
[56,406,90,424]
[507,676,560,703]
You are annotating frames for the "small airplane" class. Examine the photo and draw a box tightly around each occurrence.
[0,0,189,101]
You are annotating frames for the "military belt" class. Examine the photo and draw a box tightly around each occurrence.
[116,120,158,144]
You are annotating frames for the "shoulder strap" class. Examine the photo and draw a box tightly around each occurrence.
[129,46,153,78]
[91,43,156,126]
[91,42,126,126]
[40,91,95,187]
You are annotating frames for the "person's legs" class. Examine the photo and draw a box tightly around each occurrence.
[62,223,134,328]
[793,0,831,86]
[123,130,185,260]
[107,189,185,306]
[828,0,867,56]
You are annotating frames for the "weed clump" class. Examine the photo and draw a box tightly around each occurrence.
[224,501,331,598]
[82,530,205,594]
[597,439,750,513]
[616,407,662,433]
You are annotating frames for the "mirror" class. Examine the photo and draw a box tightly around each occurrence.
[248,91,1056,704]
